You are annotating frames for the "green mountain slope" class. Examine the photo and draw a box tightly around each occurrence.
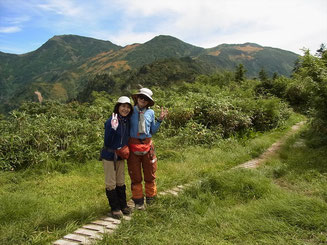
[198,43,299,77]
[0,35,299,113]
[123,56,215,89]
[123,35,205,67]
[0,35,121,110]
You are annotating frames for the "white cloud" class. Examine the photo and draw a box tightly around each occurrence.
[0,0,326,54]
[3,16,30,25]
[36,0,84,17]
[110,0,327,53]
[0,26,21,33]
[91,28,159,47]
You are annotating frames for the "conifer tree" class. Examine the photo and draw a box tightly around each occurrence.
[259,68,268,81]
[235,64,246,83]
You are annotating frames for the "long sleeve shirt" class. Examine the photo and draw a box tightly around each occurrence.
[130,106,161,139]
[100,115,130,161]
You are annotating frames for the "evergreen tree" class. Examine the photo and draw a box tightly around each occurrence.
[272,72,278,80]
[235,64,246,83]
[259,68,269,82]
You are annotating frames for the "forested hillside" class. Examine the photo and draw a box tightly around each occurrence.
[0,34,299,113]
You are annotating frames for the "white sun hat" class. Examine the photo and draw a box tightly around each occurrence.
[117,96,132,105]
[132,88,154,107]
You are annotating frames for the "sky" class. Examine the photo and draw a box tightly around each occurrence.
[0,0,326,55]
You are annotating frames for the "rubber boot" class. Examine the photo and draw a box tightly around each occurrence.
[116,185,132,215]
[105,188,123,219]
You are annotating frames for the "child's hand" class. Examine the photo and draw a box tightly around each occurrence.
[159,107,168,121]
[111,113,119,130]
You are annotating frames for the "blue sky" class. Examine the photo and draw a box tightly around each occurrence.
[0,0,326,55]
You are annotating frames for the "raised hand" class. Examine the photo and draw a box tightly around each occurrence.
[111,113,119,130]
[159,107,168,121]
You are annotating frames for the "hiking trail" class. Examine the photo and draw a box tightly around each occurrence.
[53,121,305,245]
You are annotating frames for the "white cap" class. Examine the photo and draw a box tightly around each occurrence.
[117,96,131,105]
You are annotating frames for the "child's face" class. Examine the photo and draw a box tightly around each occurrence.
[118,103,131,117]
[137,95,149,108]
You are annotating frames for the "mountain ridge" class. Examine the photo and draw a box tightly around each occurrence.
[0,34,299,113]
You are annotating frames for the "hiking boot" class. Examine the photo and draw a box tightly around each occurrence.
[146,196,156,205]
[111,210,124,219]
[135,203,146,210]
[121,206,132,215]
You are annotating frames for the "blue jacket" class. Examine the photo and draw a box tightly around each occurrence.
[100,115,130,161]
[130,106,161,139]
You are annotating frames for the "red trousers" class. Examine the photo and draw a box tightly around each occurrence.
[127,138,157,199]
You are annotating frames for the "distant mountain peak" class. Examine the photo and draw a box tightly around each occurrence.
[151,35,181,40]
[239,42,262,47]
[146,35,199,47]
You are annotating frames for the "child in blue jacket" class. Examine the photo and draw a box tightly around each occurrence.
[100,96,133,219]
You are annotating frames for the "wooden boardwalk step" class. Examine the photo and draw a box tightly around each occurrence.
[74,228,102,239]
[53,239,80,245]
[100,217,121,224]
[63,233,92,244]
[82,224,113,234]
[91,220,118,229]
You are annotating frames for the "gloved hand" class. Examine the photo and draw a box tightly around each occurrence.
[111,113,119,130]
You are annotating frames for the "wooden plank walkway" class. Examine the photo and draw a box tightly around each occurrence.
[53,121,305,244]
[53,185,189,244]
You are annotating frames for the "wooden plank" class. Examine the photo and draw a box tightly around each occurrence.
[82,224,113,234]
[53,239,80,245]
[172,187,181,192]
[91,220,118,229]
[101,217,121,224]
[64,233,91,244]
[74,228,102,239]
[166,190,179,196]
[123,215,132,221]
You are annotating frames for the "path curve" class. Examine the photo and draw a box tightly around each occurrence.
[235,121,305,169]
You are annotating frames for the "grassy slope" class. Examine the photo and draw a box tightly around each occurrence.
[2,114,325,245]
[98,117,327,245]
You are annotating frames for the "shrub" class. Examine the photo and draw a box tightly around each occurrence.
[0,99,111,171]
[251,97,291,131]
[173,120,222,146]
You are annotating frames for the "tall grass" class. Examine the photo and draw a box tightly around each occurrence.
[99,170,327,245]
[0,114,306,244]
[98,123,327,245]
[0,161,109,244]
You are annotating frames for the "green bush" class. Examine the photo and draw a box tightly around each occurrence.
[175,120,222,145]
[0,99,113,171]
[251,97,291,131]
[154,76,292,145]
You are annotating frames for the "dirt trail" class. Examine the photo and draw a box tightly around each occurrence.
[235,121,305,169]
